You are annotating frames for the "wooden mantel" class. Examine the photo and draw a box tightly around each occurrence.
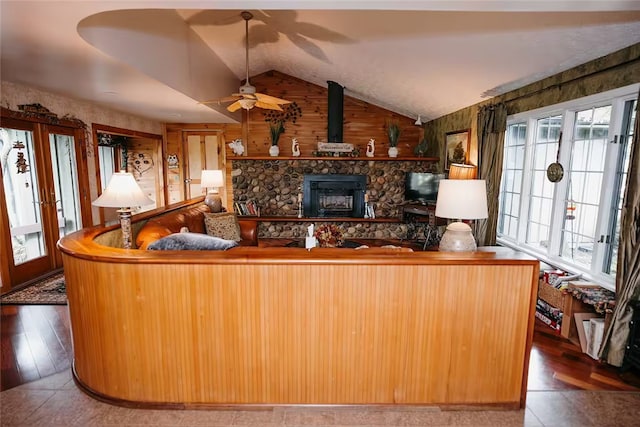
[58,218,539,409]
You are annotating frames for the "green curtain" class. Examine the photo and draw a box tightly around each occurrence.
[476,103,507,246]
[600,91,640,366]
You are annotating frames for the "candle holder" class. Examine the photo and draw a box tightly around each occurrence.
[297,200,303,218]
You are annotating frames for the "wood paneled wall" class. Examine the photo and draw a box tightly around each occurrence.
[163,72,425,209]
[243,71,421,157]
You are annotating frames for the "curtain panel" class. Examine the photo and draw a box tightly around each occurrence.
[600,92,640,366]
[476,103,507,246]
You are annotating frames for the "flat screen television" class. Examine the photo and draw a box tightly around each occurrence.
[404,172,445,204]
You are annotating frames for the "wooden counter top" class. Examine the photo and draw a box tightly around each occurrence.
[59,227,535,266]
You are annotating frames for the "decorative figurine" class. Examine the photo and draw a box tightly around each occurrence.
[228,139,245,156]
[366,138,375,157]
[16,152,29,173]
[167,153,179,169]
[292,138,301,157]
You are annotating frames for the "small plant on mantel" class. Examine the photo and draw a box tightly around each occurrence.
[386,119,401,157]
[264,102,302,156]
[269,121,285,146]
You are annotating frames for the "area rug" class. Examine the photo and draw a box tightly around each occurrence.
[1,273,67,305]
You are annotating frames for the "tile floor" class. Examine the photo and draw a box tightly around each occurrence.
[2,369,640,426]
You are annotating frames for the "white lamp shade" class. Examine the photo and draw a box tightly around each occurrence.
[200,170,224,188]
[435,179,488,220]
[92,171,153,208]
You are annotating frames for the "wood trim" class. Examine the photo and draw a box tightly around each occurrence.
[91,123,162,140]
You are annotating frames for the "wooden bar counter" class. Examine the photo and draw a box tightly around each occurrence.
[58,224,539,409]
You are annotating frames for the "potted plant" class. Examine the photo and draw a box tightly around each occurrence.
[269,121,284,156]
[386,120,400,157]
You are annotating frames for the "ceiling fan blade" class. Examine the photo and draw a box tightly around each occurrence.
[255,93,292,105]
[255,101,284,111]
[199,95,241,105]
[227,101,243,112]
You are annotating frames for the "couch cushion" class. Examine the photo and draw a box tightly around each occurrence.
[147,232,238,251]
[204,212,241,242]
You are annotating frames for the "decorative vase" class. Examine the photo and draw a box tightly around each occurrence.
[388,146,398,158]
[269,145,280,157]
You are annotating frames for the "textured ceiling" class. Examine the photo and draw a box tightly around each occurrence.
[2,1,640,124]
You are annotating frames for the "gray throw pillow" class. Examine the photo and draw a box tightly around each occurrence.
[147,233,239,251]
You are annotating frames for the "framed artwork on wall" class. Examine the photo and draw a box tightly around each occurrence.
[444,129,470,170]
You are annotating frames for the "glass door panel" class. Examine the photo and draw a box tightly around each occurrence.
[186,134,204,198]
[49,132,82,239]
[1,127,48,266]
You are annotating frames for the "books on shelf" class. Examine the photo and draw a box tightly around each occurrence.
[535,298,563,332]
[234,200,260,216]
[535,310,561,332]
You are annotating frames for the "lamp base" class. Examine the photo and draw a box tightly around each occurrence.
[438,221,477,252]
[204,191,222,213]
[117,209,133,249]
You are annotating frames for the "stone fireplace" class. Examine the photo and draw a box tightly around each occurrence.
[303,174,366,217]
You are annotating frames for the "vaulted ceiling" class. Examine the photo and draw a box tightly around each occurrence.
[2,1,639,124]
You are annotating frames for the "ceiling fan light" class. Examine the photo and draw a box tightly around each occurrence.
[239,98,256,110]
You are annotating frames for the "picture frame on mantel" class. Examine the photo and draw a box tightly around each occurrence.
[444,129,470,171]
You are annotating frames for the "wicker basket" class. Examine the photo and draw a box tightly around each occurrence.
[538,279,566,308]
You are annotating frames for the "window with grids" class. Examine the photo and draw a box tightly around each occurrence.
[497,85,638,291]
[526,115,562,251]
[498,122,526,240]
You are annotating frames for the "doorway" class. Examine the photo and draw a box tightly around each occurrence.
[1,117,88,290]
[93,124,164,224]
[183,131,227,204]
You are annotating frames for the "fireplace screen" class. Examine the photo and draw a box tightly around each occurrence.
[303,174,366,217]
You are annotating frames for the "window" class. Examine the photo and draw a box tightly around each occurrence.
[497,84,638,291]
[526,115,562,251]
[498,123,526,239]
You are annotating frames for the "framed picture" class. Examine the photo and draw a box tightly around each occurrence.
[444,129,470,170]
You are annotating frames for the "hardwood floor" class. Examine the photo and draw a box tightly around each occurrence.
[529,319,639,391]
[1,305,72,391]
[1,305,638,393]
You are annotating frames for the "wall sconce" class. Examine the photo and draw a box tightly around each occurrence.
[435,179,488,252]
[448,163,477,180]
[201,169,224,212]
[92,171,153,249]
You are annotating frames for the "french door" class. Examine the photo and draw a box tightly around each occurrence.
[1,118,85,290]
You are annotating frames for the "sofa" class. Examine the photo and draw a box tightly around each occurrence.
[135,203,258,250]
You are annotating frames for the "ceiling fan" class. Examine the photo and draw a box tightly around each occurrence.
[201,11,291,112]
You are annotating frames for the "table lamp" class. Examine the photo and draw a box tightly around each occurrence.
[201,169,224,212]
[448,163,477,180]
[92,171,153,249]
[435,179,488,251]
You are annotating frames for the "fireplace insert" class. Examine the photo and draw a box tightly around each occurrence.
[303,174,367,217]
